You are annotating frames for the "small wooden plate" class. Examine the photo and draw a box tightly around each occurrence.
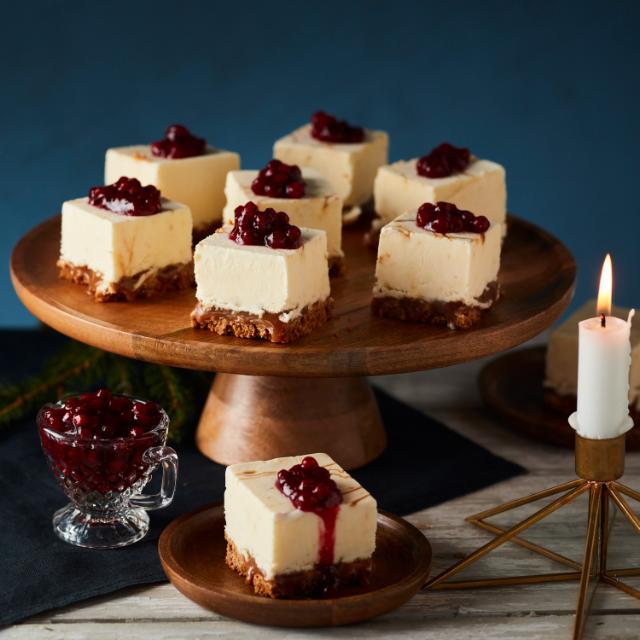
[479,346,640,450]
[158,504,432,627]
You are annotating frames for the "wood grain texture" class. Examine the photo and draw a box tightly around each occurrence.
[479,346,640,450]
[7,353,640,638]
[158,504,432,627]
[196,374,385,468]
[10,215,575,377]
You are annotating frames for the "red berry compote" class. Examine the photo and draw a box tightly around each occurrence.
[151,124,207,159]
[416,143,471,178]
[88,177,162,216]
[230,201,302,249]
[251,159,306,199]
[310,111,365,144]
[416,201,490,235]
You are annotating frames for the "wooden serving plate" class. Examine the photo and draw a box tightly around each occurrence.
[158,504,432,627]
[11,215,576,468]
[479,346,640,450]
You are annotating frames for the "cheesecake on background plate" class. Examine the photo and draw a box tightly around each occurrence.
[373,143,506,232]
[105,124,240,242]
[274,111,388,215]
[224,453,377,598]
[191,202,332,343]
[372,202,502,329]
[545,299,640,416]
[222,161,344,275]
[58,177,193,301]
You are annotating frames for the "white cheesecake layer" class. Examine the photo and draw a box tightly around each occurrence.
[194,228,330,321]
[374,158,506,228]
[545,300,640,406]
[105,145,240,229]
[224,453,377,580]
[273,125,388,206]
[222,168,343,259]
[374,215,502,307]
[59,198,193,291]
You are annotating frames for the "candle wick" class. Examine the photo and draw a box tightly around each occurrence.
[601,313,606,328]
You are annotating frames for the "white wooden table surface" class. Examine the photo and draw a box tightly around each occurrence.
[4,338,640,639]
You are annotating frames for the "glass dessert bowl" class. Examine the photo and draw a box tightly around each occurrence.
[37,389,178,549]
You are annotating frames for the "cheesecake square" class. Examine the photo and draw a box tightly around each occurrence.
[545,300,640,415]
[374,157,506,229]
[372,204,502,329]
[58,189,193,302]
[273,117,388,208]
[222,166,344,274]
[224,453,377,598]
[191,206,332,343]
[105,127,239,240]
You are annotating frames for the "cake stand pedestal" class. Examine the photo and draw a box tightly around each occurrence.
[11,215,576,469]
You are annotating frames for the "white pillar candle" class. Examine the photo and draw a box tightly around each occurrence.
[569,312,634,439]
[569,254,635,440]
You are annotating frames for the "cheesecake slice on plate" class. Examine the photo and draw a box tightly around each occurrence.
[191,202,332,343]
[58,177,193,302]
[372,202,502,329]
[105,124,240,242]
[273,111,388,217]
[224,453,377,598]
[222,161,344,275]
[373,143,506,231]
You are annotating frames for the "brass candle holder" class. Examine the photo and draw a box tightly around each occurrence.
[425,433,640,640]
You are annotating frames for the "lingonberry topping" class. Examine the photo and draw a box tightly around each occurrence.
[251,159,306,199]
[151,124,206,159]
[39,389,163,440]
[416,201,490,234]
[310,111,365,143]
[416,143,471,178]
[230,201,303,250]
[275,456,342,512]
[88,177,162,216]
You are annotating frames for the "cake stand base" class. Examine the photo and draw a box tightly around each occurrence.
[425,434,640,640]
[195,374,386,469]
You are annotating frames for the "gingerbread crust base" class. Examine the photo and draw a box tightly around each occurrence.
[225,536,372,599]
[58,260,194,302]
[372,282,499,330]
[191,297,333,344]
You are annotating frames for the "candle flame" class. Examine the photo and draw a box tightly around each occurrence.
[597,254,613,317]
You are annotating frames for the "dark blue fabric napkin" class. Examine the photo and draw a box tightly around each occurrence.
[0,329,523,626]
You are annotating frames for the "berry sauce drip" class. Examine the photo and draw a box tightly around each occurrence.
[230,201,302,249]
[275,456,343,566]
[151,124,207,159]
[251,159,306,199]
[310,111,365,144]
[38,389,164,495]
[416,142,471,178]
[416,201,490,234]
[88,177,162,216]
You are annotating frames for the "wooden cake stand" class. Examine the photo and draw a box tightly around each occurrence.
[11,215,576,469]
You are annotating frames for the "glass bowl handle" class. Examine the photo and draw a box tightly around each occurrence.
[130,446,178,510]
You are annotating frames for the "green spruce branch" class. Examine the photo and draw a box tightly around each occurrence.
[0,340,212,444]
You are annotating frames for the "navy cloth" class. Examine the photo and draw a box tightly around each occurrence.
[0,330,523,625]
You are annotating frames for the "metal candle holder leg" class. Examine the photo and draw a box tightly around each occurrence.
[425,433,640,640]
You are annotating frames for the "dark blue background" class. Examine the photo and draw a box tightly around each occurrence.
[3,0,639,327]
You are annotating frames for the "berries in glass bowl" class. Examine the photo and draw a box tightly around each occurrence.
[37,389,178,548]
[251,159,306,199]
